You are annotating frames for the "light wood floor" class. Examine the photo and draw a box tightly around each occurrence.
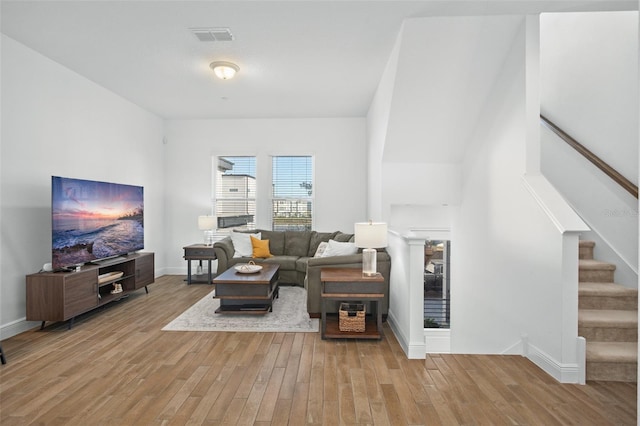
[1,275,636,425]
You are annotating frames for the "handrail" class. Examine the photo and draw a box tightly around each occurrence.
[540,115,638,199]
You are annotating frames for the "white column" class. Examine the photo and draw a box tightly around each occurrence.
[407,236,427,358]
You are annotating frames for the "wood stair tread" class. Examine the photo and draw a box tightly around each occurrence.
[586,342,638,363]
[579,240,595,248]
[579,309,638,327]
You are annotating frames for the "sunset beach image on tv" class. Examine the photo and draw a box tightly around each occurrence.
[51,176,144,270]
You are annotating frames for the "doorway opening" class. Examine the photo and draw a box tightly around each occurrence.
[424,240,450,329]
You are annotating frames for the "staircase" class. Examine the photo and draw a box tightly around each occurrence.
[578,240,638,382]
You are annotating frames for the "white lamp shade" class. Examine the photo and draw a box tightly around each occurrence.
[198,215,217,230]
[354,222,388,248]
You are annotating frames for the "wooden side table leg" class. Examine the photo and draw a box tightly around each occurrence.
[0,344,6,364]
[376,299,383,339]
[321,299,327,340]
[187,260,192,285]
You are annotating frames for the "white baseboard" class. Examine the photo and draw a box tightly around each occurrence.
[386,310,426,359]
[162,266,186,275]
[386,310,407,350]
[1,317,39,340]
[424,328,451,354]
[160,267,214,277]
[510,336,582,384]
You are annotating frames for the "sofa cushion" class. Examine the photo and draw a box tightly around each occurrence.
[334,231,354,242]
[259,230,285,255]
[230,231,261,257]
[251,236,272,258]
[322,239,358,257]
[308,231,337,256]
[284,231,312,257]
[314,241,328,257]
[262,255,298,271]
[296,257,311,273]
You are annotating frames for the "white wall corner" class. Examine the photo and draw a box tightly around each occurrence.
[387,310,408,354]
[388,310,425,359]
[501,337,525,355]
[521,174,589,233]
[526,340,583,384]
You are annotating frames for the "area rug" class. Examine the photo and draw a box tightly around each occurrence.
[162,286,319,333]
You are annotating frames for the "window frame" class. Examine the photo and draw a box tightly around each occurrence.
[213,155,257,231]
[270,155,314,231]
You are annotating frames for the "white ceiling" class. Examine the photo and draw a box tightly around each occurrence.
[1,1,636,120]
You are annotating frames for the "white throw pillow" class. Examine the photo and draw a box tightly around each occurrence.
[321,239,358,257]
[230,231,261,258]
[314,241,329,258]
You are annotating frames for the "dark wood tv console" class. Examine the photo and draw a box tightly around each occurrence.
[26,252,154,330]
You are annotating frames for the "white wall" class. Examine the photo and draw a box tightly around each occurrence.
[383,16,523,164]
[540,11,639,287]
[370,13,617,380]
[542,124,638,287]
[366,28,402,221]
[0,36,165,338]
[369,16,522,228]
[162,118,367,273]
[540,11,638,185]
[369,15,577,363]
[452,22,572,367]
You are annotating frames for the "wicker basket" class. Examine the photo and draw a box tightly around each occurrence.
[339,303,366,332]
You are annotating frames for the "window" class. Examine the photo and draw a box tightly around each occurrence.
[271,156,313,231]
[215,156,256,230]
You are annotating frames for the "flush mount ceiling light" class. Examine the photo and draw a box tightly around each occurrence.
[209,61,239,80]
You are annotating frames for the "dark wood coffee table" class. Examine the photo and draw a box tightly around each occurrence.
[212,263,279,314]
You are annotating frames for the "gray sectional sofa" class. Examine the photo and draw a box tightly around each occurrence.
[213,229,391,316]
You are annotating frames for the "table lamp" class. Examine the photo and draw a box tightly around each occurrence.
[354,221,388,276]
[198,215,217,246]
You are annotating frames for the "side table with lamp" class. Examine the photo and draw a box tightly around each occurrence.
[320,221,388,340]
[183,215,218,284]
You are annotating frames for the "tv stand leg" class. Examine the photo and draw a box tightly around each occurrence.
[68,317,74,330]
[40,321,46,330]
[144,286,149,294]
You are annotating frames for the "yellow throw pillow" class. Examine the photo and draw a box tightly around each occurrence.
[251,236,272,258]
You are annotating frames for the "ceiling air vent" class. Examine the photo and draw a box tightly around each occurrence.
[190,27,234,42]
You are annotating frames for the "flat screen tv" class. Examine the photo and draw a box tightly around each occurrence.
[51,176,144,270]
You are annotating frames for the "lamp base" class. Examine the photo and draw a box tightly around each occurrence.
[203,230,215,246]
[362,248,377,276]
